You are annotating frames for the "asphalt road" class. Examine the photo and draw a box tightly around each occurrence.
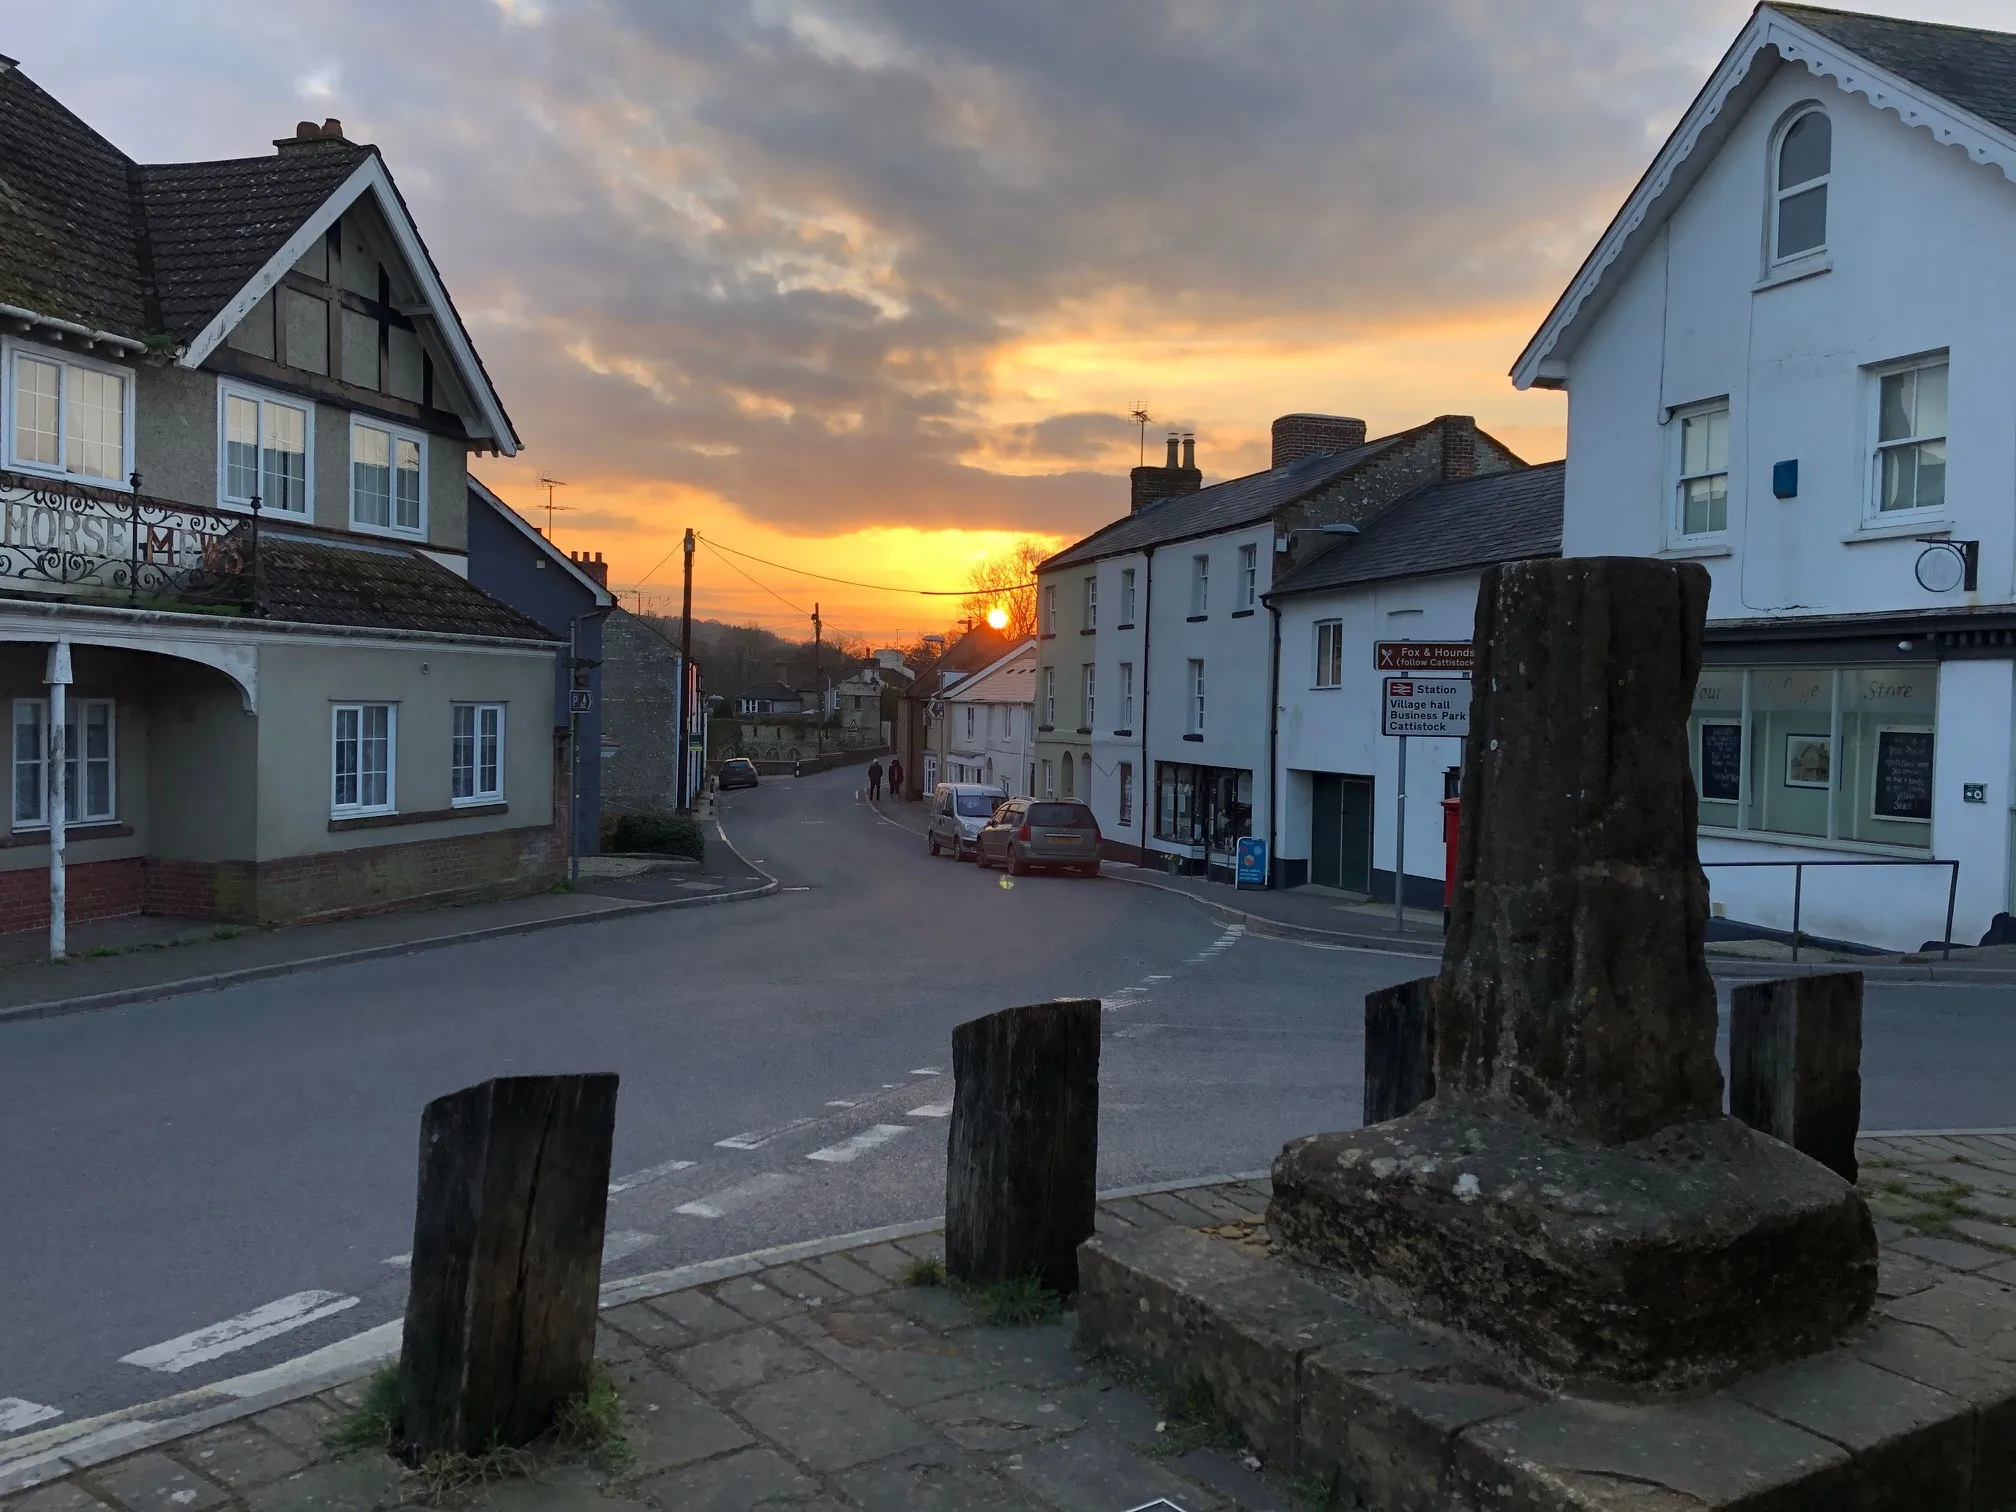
[2,764,2013,1439]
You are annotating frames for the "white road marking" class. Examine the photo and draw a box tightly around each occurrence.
[910,1067,943,1076]
[676,1171,801,1219]
[602,1230,659,1264]
[214,1320,401,1400]
[907,1102,954,1118]
[381,1254,410,1268]
[1145,974,1171,982]
[119,1291,361,1373]
[0,1399,61,1433]
[808,1124,912,1163]
[826,1098,859,1108]
[715,1118,813,1150]
[608,1158,696,1194]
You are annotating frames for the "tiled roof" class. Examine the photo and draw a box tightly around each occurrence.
[139,142,369,342]
[903,625,1019,700]
[1775,5,2016,137]
[1266,461,1563,598]
[261,534,555,641]
[1041,436,1406,571]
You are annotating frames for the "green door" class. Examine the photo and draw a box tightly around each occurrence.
[1338,776,1373,893]
[1311,774,1343,888]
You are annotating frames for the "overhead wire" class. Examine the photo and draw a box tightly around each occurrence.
[696,534,1035,597]
[695,536,811,618]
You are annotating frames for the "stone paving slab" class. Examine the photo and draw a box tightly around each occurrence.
[8,1138,2016,1512]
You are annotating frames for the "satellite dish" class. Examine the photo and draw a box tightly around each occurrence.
[1914,540,1977,594]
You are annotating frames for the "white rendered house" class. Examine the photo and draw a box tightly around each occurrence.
[1513,5,2016,951]
[938,640,1036,795]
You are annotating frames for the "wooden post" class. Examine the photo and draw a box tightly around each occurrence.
[1364,976,1436,1125]
[1730,972,1862,1182]
[398,1074,619,1457]
[946,1000,1099,1295]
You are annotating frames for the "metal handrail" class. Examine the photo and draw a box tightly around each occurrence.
[1701,857,1959,962]
[0,468,259,612]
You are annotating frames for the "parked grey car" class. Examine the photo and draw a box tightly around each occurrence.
[926,783,1008,860]
[976,798,1102,877]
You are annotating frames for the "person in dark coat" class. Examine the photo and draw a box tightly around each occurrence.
[888,758,904,797]
[867,759,884,800]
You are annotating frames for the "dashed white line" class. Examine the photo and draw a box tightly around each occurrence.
[910,1067,944,1076]
[119,1291,361,1373]
[807,1124,912,1163]
[907,1102,954,1119]
[826,1098,859,1108]
[608,1158,696,1194]
[0,1398,61,1433]
[381,1254,411,1268]
[716,1118,813,1150]
[602,1230,659,1264]
[675,1171,802,1219]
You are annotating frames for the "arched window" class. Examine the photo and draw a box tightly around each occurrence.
[1062,752,1075,798]
[1773,107,1831,263]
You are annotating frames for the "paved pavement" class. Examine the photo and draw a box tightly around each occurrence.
[2,767,2013,1457]
[5,1133,2012,1512]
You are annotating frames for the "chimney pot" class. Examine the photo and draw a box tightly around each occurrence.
[1181,432,1195,471]
[1164,431,1180,469]
[322,118,343,139]
[295,120,321,141]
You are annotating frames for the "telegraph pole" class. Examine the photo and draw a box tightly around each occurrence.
[677,528,695,813]
[812,602,823,757]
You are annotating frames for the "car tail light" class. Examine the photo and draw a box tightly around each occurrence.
[1018,823,1032,841]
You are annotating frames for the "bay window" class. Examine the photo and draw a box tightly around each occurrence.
[351,418,425,535]
[220,382,311,515]
[12,698,115,828]
[5,341,130,483]
[1690,666,1933,848]
[332,702,395,815]
[451,703,504,805]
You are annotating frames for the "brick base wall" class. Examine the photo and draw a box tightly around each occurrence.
[0,857,145,935]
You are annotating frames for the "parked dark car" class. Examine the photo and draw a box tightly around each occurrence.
[977,798,1101,877]
[718,757,760,790]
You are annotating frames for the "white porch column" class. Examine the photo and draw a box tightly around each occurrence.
[45,638,71,960]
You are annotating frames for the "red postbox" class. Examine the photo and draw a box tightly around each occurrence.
[1440,797,1461,925]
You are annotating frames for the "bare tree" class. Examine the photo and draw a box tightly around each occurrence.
[961,539,1050,640]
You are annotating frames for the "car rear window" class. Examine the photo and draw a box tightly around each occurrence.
[724,759,754,770]
[1029,802,1094,827]
[954,792,1004,817]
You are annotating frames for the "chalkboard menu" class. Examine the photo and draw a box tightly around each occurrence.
[1874,728,1934,822]
[1699,722,1742,803]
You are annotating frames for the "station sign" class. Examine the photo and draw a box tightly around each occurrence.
[1382,677,1471,738]
[1374,641,1473,674]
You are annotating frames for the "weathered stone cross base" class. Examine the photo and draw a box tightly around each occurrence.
[1269,1102,1876,1397]
[1079,1207,2011,1511]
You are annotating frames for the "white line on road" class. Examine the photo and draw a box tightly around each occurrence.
[118,1292,361,1373]
[675,1171,802,1219]
[608,1158,696,1194]
[910,1067,943,1076]
[381,1254,410,1268]
[807,1124,911,1163]
[1145,974,1171,982]
[715,1118,813,1150]
[826,1098,859,1108]
[0,1399,60,1433]
[602,1230,659,1264]
[907,1102,954,1118]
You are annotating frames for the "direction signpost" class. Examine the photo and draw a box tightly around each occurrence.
[1379,653,1472,932]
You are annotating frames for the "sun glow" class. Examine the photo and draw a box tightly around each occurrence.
[986,606,1010,630]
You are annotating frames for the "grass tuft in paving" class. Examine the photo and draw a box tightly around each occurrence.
[954,1273,1063,1327]
[899,1255,947,1288]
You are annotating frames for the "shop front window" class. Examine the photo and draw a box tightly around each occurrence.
[1153,762,1251,853]
[1689,665,1934,848]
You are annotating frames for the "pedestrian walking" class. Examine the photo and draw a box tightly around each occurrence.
[888,758,904,797]
[867,759,884,801]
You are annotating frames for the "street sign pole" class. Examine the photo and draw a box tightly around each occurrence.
[1394,735,1407,933]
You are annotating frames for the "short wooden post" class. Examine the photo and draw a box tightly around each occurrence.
[946,999,1099,1295]
[1364,976,1437,1125]
[1730,972,1862,1182]
[397,1073,619,1457]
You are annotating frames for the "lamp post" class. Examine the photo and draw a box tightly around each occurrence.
[46,639,70,959]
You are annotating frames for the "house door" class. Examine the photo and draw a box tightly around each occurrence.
[1310,773,1373,892]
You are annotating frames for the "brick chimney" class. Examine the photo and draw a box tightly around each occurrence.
[1272,414,1367,468]
[1130,428,1203,513]
[570,549,609,587]
[1438,415,1478,480]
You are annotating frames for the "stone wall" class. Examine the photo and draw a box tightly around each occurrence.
[601,609,682,814]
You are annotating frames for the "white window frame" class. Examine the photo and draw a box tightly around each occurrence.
[331,701,397,816]
[12,697,117,829]
[1120,568,1137,624]
[217,378,314,517]
[964,704,976,742]
[1238,543,1257,609]
[1043,666,1056,727]
[1769,104,1830,268]
[1083,575,1097,631]
[1314,620,1343,688]
[1191,554,1209,616]
[348,414,428,538]
[451,702,505,806]
[1082,663,1095,729]
[1865,355,1950,522]
[1042,583,1056,635]
[1041,758,1055,799]
[1119,661,1135,729]
[1118,761,1134,827]
[2,336,136,488]
[1188,658,1206,733]
[1671,400,1731,541]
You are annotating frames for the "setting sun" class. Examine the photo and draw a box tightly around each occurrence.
[986,606,1010,630]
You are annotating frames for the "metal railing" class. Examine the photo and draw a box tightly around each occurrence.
[1701,857,1960,961]
[0,470,260,612]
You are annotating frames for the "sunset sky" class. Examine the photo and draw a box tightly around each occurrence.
[10,0,2007,642]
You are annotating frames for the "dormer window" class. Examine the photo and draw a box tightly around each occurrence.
[1772,107,1830,264]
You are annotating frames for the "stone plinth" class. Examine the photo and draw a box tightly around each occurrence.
[1269,1103,1876,1395]
[1269,557,1877,1394]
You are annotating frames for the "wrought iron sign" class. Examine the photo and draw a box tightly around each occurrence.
[0,471,260,611]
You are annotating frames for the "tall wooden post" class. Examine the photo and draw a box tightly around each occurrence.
[1730,972,1863,1182]
[398,1074,619,1457]
[946,1000,1099,1295]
